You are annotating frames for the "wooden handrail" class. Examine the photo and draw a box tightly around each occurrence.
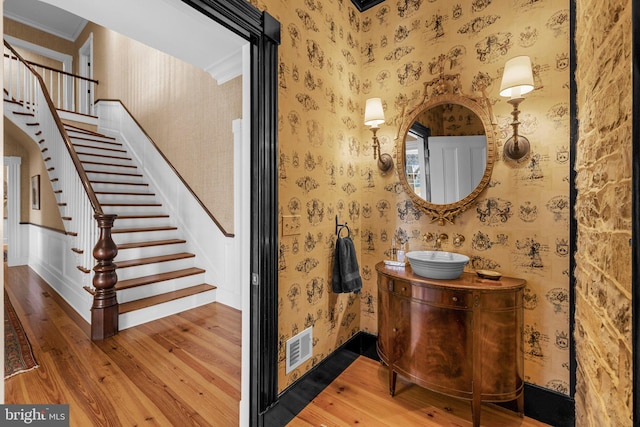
[3,53,99,85]
[4,40,103,216]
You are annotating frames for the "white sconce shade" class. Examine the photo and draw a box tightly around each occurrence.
[364,97,385,127]
[499,56,534,98]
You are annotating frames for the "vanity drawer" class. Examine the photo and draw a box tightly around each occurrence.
[414,286,472,308]
[390,280,412,297]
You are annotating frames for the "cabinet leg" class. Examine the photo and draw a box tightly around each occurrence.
[471,395,481,427]
[388,368,397,396]
[517,392,524,417]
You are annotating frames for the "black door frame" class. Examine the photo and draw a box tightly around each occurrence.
[180,1,280,425]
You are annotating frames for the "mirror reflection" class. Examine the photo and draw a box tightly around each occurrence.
[404,103,487,205]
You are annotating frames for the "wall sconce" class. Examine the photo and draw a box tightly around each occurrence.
[364,97,394,174]
[499,56,534,161]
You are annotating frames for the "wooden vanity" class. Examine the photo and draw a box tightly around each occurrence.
[376,262,525,427]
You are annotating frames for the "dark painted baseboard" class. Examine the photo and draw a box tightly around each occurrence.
[262,336,363,426]
[263,331,575,427]
[523,383,575,426]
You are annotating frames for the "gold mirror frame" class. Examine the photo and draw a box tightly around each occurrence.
[395,61,497,225]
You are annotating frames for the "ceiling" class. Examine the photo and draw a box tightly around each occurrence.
[3,0,247,83]
[4,0,87,41]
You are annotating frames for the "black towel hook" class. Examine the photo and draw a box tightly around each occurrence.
[335,215,350,238]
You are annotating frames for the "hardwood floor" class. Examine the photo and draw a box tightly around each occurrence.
[287,356,550,426]
[4,265,549,426]
[4,265,241,426]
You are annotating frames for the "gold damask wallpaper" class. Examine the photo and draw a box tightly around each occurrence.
[250,0,570,395]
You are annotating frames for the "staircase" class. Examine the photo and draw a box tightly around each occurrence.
[65,122,218,325]
[3,40,226,333]
[4,96,218,327]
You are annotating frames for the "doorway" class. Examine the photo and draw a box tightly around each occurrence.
[3,157,21,267]
[78,33,94,115]
[6,1,280,425]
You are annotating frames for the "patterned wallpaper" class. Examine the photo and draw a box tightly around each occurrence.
[249,0,570,395]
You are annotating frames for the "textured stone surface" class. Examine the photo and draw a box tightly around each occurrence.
[575,0,633,424]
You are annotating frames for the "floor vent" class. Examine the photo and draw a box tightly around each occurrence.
[286,326,312,373]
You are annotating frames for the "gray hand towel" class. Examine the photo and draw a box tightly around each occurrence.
[332,236,362,294]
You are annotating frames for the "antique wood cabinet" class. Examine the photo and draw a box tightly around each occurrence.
[376,262,526,427]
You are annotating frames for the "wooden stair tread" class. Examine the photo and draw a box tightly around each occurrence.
[115,252,196,269]
[118,284,216,314]
[90,180,149,186]
[12,111,34,117]
[115,267,205,290]
[95,191,155,196]
[116,214,170,219]
[117,239,186,250]
[101,202,161,207]
[112,226,177,234]
[4,98,23,106]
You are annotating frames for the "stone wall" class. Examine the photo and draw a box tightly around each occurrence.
[574,0,633,425]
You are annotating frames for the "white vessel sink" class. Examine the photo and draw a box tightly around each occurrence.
[406,251,470,280]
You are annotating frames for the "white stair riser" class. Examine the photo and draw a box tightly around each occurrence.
[73,141,124,157]
[86,172,144,184]
[112,229,180,245]
[78,154,133,167]
[101,205,165,216]
[117,273,205,303]
[115,242,188,260]
[118,289,217,330]
[67,133,117,144]
[113,217,172,228]
[91,183,150,193]
[96,194,157,204]
[115,257,196,281]
[81,163,139,175]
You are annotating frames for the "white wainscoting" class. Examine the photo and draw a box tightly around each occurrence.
[27,224,93,323]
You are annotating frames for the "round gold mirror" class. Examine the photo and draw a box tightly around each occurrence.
[396,94,496,225]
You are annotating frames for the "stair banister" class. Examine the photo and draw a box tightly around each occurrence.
[4,40,119,340]
[4,41,102,215]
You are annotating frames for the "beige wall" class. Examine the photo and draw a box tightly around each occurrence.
[75,22,241,234]
[253,0,573,395]
[4,117,64,230]
[574,0,633,425]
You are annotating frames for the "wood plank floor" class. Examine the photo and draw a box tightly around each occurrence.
[287,356,550,426]
[4,265,549,426]
[4,265,241,426]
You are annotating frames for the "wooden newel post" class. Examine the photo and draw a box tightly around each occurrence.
[91,214,119,340]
